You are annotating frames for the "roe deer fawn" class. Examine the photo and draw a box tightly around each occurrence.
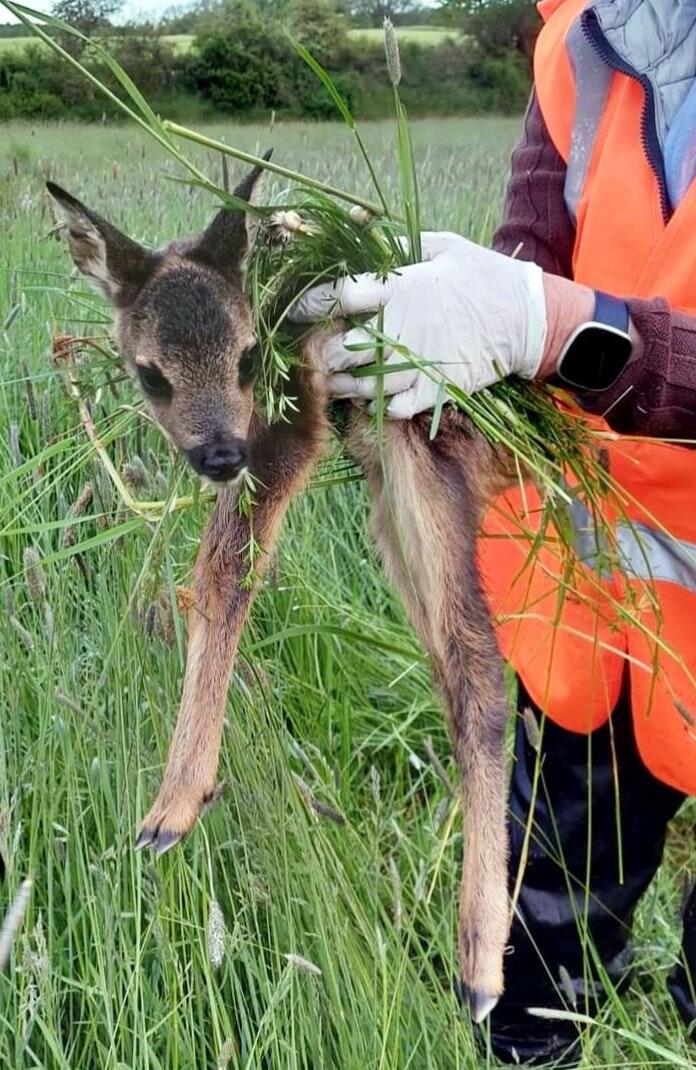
[47,165,513,1021]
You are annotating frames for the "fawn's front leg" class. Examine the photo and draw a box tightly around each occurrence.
[136,397,327,854]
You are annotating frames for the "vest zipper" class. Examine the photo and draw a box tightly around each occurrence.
[581,8,671,224]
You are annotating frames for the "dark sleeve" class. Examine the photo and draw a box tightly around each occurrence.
[577,299,696,438]
[492,90,575,278]
[492,91,696,439]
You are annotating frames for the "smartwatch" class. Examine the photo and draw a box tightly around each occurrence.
[553,290,633,392]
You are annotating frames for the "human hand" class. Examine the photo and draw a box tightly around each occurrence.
[289,232,548,418]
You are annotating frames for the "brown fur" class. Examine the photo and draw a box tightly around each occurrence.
[48,174,514,1017]
[349,412,511,1005]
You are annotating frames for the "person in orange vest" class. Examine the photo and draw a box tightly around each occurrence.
[293,0,696,1063]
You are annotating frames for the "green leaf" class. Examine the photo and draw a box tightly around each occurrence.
[429,379,447,440]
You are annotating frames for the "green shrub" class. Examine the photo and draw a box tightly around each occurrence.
[193,19,289,112]
[465,52,530,111]
[191,0,356,117]
[0,35,190,121]
[0,2,532,122]
[0,88,66,120]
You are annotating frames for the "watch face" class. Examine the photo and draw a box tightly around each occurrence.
[559,325,633,391]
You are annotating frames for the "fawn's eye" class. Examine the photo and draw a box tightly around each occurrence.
[137,364,173,402]
[238,344,259,387]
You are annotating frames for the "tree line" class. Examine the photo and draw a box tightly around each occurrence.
[0,0,539,121]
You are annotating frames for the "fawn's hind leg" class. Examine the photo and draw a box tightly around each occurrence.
[348,414,510,1022]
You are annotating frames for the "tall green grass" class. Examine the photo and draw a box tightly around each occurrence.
[0,117,694,1069]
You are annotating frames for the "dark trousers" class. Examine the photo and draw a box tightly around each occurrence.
[486,678,695,1065]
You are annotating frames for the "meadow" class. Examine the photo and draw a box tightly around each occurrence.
[0,25,458,53]
[0,116,694,1069]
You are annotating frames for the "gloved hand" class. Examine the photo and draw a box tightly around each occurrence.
[290,231,548,418]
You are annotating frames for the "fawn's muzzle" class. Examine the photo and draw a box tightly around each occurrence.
[187,438,248,482]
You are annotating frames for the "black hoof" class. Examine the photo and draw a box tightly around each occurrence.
[152,829,182,856]
[455,977,500,1023]
[133,826,182,855]
[134,827,156,852]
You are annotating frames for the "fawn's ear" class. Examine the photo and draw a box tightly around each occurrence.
[46,181,158,305]
[194,149,272,280]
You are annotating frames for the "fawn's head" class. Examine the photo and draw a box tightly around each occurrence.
[47,160,269,483]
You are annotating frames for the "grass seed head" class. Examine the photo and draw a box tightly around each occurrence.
[40,391,52,438]
[369,765,381,804]
[522,706,541,752]
[217,1038,237,1070]
[21,361,37,421]
[9,616,33,651]
[285,953,322,977]
[207,899,227,969]
[62,482,94,548]
[307,798,346,825]
[157,591,176,646]
[414,860,427,902]
[383,19,402,88]
[388,855,402,930]
[71,482,93,517]
[143,602,160,639]
[432,795,450,834]
[558,964,577,1007]
[55,690,81,714]
[9,424,22,468]
[42,602,55,645]
[0,878,33,972]
[24,915,49,983]
[122,456,150,492]
[23,547,46,604]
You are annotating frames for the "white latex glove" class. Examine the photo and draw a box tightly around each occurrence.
[290,232,547,418]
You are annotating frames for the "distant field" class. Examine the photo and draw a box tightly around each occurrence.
[162,32,195,52]
[350,25,457,45]
[0,25,455,54]
[0,33,27,51]
[0,31,196,53]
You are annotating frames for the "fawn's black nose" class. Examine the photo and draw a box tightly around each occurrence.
[187,438,248,482]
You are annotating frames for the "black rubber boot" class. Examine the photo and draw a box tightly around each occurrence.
[484,679,685,1066]
[667,881,696,1030]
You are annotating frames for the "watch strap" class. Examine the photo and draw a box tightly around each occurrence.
[593,289,630,333]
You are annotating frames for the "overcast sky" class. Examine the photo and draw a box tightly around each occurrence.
[2,0,178,23]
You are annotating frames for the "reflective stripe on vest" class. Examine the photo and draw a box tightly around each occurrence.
[567,490,696,590]
[564,19,612,223]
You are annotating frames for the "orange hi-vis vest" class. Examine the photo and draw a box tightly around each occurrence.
[480,0,696,796]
